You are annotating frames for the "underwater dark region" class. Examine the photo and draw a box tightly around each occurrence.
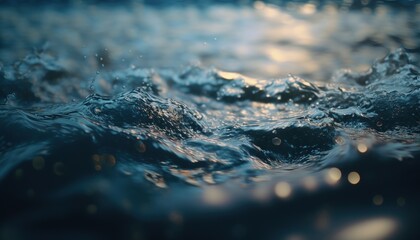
[1,0,420,239]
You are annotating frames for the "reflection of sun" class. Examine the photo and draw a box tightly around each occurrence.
[335,218,398,240]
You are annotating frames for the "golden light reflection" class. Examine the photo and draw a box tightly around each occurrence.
[217,70,258,86]
[324,4,338,14]
[144,170,167,188]
[203,186,229,205]
[357,143,368,153]
[348,172,360,185]
[253,1,265,10]
[325,167,342,185]
[185,176,201,187]
[334,217,398,240]
[92,154,117,171]
[202,174,216,184]
[266,47,310,63]
[254,1,281,19]
[252,186,271,202]
[300,4,316,15]
[334,136,346,145]
[274,181,292,199]
[302,176,318,191]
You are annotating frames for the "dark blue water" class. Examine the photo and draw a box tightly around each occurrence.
[1,1,420,239]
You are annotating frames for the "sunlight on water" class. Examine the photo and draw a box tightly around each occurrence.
[334,217,398,240]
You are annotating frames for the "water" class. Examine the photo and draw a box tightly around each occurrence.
[1,1,420,239]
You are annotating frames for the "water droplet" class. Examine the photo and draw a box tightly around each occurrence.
[272,137,282,146]
[325,168,342,185]
[274,181,292,198]
[348,171,360,185]
[89,77,96,92]
[335,136,346,145]
[357,143,368,153]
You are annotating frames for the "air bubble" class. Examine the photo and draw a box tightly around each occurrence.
[272,137,282,146]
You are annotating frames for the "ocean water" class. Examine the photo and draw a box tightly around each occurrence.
[0,1,420,239]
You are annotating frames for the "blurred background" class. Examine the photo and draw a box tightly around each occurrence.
[1,0,419,81]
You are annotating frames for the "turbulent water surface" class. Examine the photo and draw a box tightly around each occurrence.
[1,1,420,239]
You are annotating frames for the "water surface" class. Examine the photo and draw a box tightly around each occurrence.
[1,1,420,239]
